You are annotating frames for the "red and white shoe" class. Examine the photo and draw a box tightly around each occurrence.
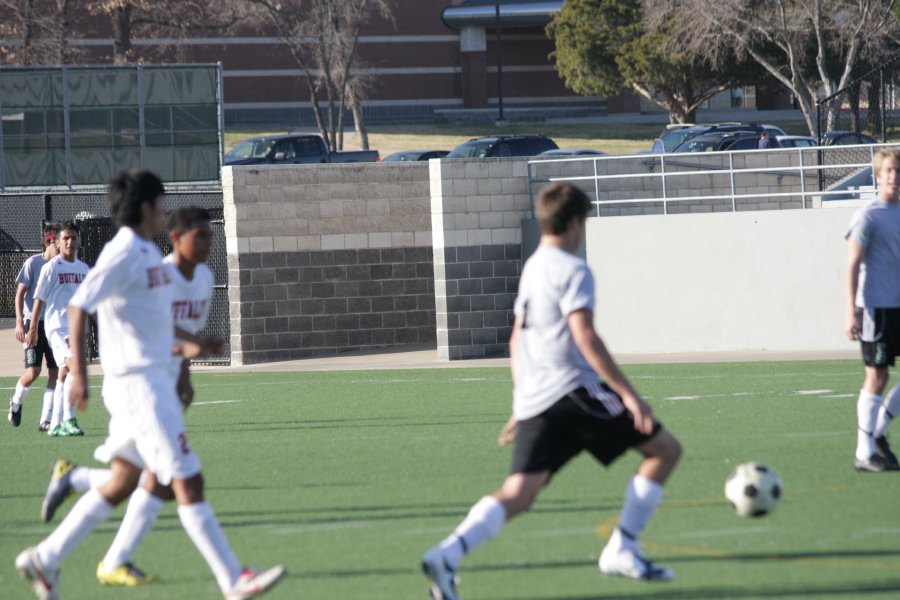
[224,566,286,600]
[15,547,61,600]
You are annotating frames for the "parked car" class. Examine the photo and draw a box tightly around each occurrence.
[651,122,787,153]
[822,131,877,146]
[382,149,449,162]
[671,131,762,153]
[224,134,380,165]
[446,134,558,158]
[776,135,818,148]
[536,148,607,158]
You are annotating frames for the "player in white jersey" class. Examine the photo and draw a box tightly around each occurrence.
[422,183,683,600]
[39,206,221,587]
[9,223,60,431]
[15,170,284,600]
[26,221,89,437]
[845,147,900,472]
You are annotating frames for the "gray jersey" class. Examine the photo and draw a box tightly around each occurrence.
[14,253,46,322]
[512,245,601,420]
[846,200,900,308]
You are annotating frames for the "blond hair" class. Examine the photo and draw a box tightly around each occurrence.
[873,148,900,175]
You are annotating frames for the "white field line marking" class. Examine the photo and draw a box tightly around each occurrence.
[632,370,859,380]
[192,400,241,406]
[795,389,833,395]
[821,393,856,398]
[662,392,754,401]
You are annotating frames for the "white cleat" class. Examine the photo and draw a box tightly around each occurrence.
[15,547,62,600]
[223,565,286,600]
[599,543,674,582]
[421,545,461,600]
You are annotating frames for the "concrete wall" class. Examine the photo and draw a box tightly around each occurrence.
[586,207,855,354]
[223,163,435,365]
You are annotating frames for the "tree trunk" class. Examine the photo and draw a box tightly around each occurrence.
[866,78,882,139]
[22,0,35,64]
[56,0,71,64]
[848,84,861,133]
[349,87,369,150]
[112,4,132,64]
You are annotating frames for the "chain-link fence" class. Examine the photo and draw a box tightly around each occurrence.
[816,56,900,191]
[0,188,229,363]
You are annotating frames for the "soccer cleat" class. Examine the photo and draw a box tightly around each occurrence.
[38,421,51,432]
[874,436,900,470]
[41,459,76,522]
[599,542,674,582]
[61,419,84,436]
[224,565,286,600]
[15,547,61,600]
[854,453,893,473]
[421,546,461,600]
[96,561,158,586]
[47,425,63,437]
[9,400,22,427]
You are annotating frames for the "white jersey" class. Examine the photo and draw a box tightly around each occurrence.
[164,255,214,375]
[846,199,900,308]
[512,245,601,420]
[33,255,89,339]
[70,227,174,377]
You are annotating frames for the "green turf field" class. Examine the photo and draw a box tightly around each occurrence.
[2,360,899,599]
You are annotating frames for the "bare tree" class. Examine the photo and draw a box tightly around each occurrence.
[651,0,899,134]
[245,0,392,151]
[0,0,82,65]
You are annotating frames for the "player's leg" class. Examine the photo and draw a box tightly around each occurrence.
[422,471,548,600]
[856,364,890,470]
[41,459,114,522]
[37,323,58,432]
[17,458,141,599]
[599,428,682,582]
[873,381,900,467]
[9,364,40,427]
[97,470,171,585]
[59,356,83,436]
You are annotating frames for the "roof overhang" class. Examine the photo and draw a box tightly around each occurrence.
[442,1,563,30]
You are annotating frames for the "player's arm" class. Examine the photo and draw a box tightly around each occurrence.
[66,304,90,410]
[24,298,44,348]
[498,317,522,446]
[14,284,27,343]
[568,308,654,434]
[846,238,864,341]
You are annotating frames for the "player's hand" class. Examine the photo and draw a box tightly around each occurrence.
[846,312,861,341]
[177,340,204,360]
[15,321,26,343]
[24,328,37,348]
[498,416,518,446]
[69,374,89,411]
[622,393,654,435]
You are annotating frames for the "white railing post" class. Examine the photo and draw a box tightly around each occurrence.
[729,151,736,212]
[660,155,668,215]
[799,148,807,209]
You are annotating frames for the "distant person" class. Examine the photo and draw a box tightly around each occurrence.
[844,147,900,472]
[9,223,60,431]
[421,182,683,600]
[758,131,781,149]
[26,220,88,437]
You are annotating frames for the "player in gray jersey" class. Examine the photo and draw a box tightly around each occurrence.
[422,183,682,600]
[845,147,900,472]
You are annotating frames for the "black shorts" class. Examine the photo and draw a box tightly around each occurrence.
[858,307,900,367]
[23,320,57,370]
[510,385,662,476]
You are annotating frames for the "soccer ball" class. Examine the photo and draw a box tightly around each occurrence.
[724,462,782,518]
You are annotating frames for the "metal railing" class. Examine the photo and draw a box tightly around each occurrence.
[527,143,897,216]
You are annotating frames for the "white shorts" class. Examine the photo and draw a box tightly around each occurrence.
[94,367,201,485]
[47,330,71,367]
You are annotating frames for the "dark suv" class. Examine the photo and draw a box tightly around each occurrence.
[671,131,762,153]
[447,134,558,158]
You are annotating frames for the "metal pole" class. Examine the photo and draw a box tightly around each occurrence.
[881,66,887,142]
[0,74,5,191]
[62,65,73,190]
[798,148,807,209]
[816,99,824,193]
[137,65,146,169]
[729,152,736,212]
[660,155,668,215]
[495,2,504,121]
[593,158,600,217]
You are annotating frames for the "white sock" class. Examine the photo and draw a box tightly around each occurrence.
[36,489,113,571]
[617,475,664,542]
[49,384,65,429]
[103,488,164,570]
[857,389,881,459]
[70,466,112,493]
[874,384,900,439]
[438,496,506,570]
[12,382,28,406]
[62,376,75,421]
[178,502,242,592]
[40,387,55,423]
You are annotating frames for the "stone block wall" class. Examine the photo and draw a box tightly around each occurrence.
[430,158,531,359]
[223,162,435,365]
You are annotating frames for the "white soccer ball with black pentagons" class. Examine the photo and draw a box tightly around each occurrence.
[724,462,782,518]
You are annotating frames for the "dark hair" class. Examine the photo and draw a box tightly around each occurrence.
[167,206,212,233]
[42,222,60,245]
[535,182,592,235]
[108,169,165,227]
[59,220,80,236]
